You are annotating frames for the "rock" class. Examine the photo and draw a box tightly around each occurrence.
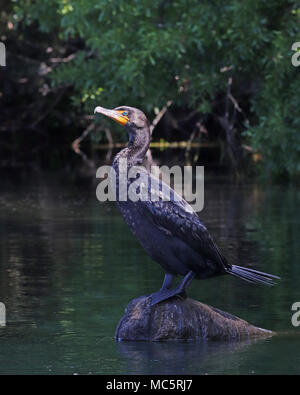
[115,296,273,342]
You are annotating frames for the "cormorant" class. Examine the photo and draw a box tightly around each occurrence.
[94,105,279,305]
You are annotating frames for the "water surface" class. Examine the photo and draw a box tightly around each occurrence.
[0,176,299,374]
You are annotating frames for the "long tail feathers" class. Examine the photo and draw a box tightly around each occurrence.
[228,265,280,286]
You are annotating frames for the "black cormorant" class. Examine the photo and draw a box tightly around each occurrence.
[94,105,279,305]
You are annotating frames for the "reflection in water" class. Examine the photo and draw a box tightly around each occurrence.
[117,337,269,375]
[0,172,299,374]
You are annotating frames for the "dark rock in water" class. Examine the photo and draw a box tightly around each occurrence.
[115,296,273,342]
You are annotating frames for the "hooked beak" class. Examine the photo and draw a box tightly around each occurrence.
[94,106,129,126]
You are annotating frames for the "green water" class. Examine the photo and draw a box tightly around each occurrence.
[0,178,300,375]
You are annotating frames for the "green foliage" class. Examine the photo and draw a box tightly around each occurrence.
[13,0,300,179]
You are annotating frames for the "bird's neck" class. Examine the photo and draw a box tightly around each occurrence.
[113,126,150,169]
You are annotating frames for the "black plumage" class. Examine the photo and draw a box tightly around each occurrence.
[94,105,279,305]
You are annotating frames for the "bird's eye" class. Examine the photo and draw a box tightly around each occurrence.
[122,111,128,116]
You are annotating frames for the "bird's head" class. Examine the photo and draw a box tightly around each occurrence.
[94,105,149,132]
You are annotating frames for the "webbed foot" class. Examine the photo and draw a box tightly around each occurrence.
[149,288,187,306]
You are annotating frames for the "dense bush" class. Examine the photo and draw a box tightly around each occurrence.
[10,0,300,178]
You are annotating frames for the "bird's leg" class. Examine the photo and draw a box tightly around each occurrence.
[175,271,195,299]
[150,271,195,306]
[160,273,174,291]
[148,273,174,305]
